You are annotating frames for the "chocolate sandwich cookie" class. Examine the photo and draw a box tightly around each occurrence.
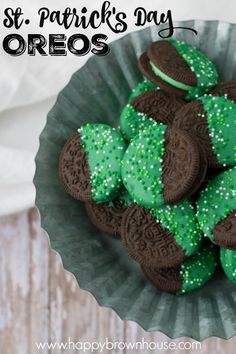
[121,123,207,208]
[128,79,157,102]
[213,210,236,250]
[121,201,202,269]
[211,81,236,102]
[59,124,126,203]
[139,39,218,100]
[197,167,236,250]
[142,242,217,295]
[120,89,185,141]
[85,189,133,239]
[220,247,236,283]
[173,95,236,169]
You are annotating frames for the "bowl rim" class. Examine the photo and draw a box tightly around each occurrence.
[34,20,236,340]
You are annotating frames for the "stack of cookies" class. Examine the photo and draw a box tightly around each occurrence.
[59,39,236,295]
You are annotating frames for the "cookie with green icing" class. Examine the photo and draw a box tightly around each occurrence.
[121,201,203,269]
[121,123,207,208]
[142,242,217,295]
[59,124,126,203]
[197,167,236,249]
[120,89,185,141]
[173,95,236,169]
[128,80,157,102]
[139,39,218,100]
[85,188,133,239]
[220,247,236,283]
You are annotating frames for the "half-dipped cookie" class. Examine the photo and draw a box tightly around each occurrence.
[121,201,202,269]
[139,39,218,100]
[85,189,133,239]
[142,242,217,295]
[59,124,126,203]
[211,81,236,102]
[173,95,236,169]
[220,247,236,283]
[120,89,185,140]
[197,167,236,250]
[121,123,207,208]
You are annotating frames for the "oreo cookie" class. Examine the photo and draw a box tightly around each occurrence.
[138,52,183,97]
[220,247,236,283]
[121,201,202,269]
[85,189,133,239]
[59,133,92,201]
[120,89,185,140]
[121,123,207,208]
[173,95,236,169]
[59,124,126,203]
[142,265,182,294]
[139,39,218,100]
[211,81,236,102]
[197,167,236,250]
[142,242,217,295]
[213,210,236,250]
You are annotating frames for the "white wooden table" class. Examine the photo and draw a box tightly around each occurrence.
[0,208,235,354]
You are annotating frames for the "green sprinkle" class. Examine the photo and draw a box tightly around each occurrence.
[197,167,236,242]
[177,242,217,295]
[151,200,202,256]
[79,124,126,203]
[120,104,157,141]
[200,95,236,167]
[168,39,218,100]
[128,80,157,102]
[121,123,167,208]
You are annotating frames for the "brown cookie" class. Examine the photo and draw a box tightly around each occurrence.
[131,89,185,126]
[173,100,220,169]
[138,52,187,98]
[163,128,207,203]
[212,209,236,250]
[211,81,236,102]
[85,199,127,239]
[141,264,182,294]
[122,125,207,207]
[121,204,186,268]
[59,133,92,202]
[142,242,217,294]
[120,89,186,141]
[148,40,197,87]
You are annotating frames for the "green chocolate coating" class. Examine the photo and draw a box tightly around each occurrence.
[220,248,236,283]
[200,95,236,167]
[120,104,157,141]
[177,242,217,295]
[151,200,202,256]
[121,123,167,208]
[79,124,126,203]
[168,39,218,100]
[118,188,133,207]
[150,61,194,91]
[128,80,157,102]
[197,167,236,242]
[107,187,133,208]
